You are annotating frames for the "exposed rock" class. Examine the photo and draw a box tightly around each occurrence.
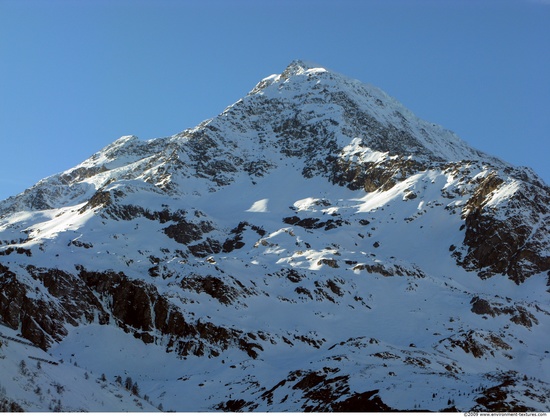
[317,258,339,268]
[180,275,246,305]
[79,190,112,213]
[441,330,512,359]
[332,390,394,412]
[222,221,266,253]
[459,172,550,283]
[352,262,425,278]
[77,267,263,358]
[474,373,536,412]
[283,216,346,230]
[329,154,426,193]
[0,264,112,349]
[471,297,495,316]
[0,398,25,412]
[164,218,214,245]
[215,399,258,412]
[470,297,539,328]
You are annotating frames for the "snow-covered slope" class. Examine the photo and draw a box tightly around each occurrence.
[0,324,159,412]
[0,60,549,412]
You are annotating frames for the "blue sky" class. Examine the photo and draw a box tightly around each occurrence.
[1,0,549,201]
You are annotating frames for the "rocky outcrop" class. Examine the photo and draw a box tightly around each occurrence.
[0,263,108,349]
[458,171,550,283]
[78,267,263,358]
[473,372,549,412]
[221,367,395,412]
[179,274,249,305]
[0,262,266,358]
[438,330,512,359]
[329,153,427,192]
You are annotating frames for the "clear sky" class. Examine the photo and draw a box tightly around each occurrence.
[1,0,549,201]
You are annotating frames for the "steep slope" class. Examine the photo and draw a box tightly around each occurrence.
[0,324,159,412]
[0,60,549,411]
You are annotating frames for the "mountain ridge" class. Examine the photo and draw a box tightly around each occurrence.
[0,61,549,412]
[0,61,516,211]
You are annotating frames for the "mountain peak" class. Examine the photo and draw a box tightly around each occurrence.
[248,59,328,95]
[246,60,501,166]
[280,59,327,77]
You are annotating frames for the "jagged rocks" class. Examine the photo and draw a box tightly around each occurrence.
[0,264,109,349]
[179,275,246,305]
[439,330,512,359]
[469,296,539,328]
[461,209,529,281]
[257,367,393,412]
[332,390,394,412]
[78,268,264,358]
[163,216,214,245]
[470,297,494,316]
[215,399,258,412]
[329,152,426,193]
[0,398,25,412]
[352,262,425,278]
[0,247,32,257]
[473,372,545,412]
[79,190,112,213]
[222,221,266,253]
[283,215,348,231]
[317,259,339,268]
[458,172,550,283]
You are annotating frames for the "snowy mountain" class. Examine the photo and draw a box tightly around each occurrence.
[1,60,549,412]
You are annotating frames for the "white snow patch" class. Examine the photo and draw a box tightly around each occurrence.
[246,198,269,213]
[485,180,520,207]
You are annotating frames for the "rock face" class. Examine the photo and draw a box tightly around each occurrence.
[459,171,550,282]
[0,60,549,412]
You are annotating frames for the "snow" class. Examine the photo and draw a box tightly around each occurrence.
[0,60,548,412]
[340,138,389,163]
[22,203,91,242]
[50,324,184,382]
[0,325,158,412]
[485,179,520,207]
[246,198,269,213]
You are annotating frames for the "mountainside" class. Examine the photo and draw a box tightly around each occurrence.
[1,60,549,412]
